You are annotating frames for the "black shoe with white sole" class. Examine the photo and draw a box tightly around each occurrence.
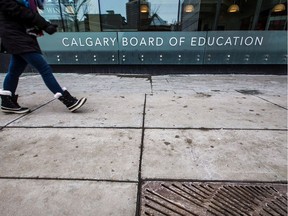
[0,90,30,114]
[56,90,87,112]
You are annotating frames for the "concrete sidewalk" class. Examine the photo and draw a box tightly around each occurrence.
[0,73,287,215]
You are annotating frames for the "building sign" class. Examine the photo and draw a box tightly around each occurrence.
[120,35,264,47]
[39,32,267,49]
[190,36,263,47]
[61,37,117,47]
[38,32,118,51]
[38,31,287,64]
[39,32,282,49]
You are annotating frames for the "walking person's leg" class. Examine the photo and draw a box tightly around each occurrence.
[0,55,30,113]
[20,52,86,112]
[3,55,27,94]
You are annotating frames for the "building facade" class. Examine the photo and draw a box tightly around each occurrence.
[1,0,287,69]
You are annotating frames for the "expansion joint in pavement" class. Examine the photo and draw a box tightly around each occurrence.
[144,127,288,131]
[135,93,147,216]
[0,176,138,184]
[0,98,55,129]
[256,95,288,110]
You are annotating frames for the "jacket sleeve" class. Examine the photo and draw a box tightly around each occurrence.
[0,0,50,29]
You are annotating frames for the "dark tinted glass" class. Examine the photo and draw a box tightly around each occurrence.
[41,0,287,32]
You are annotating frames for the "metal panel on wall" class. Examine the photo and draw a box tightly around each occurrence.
[118,32,207,65]
[38,32,119,64]
[204,31,287,65]
[37,31,287,65]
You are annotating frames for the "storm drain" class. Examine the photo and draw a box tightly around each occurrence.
[141,181,287,216]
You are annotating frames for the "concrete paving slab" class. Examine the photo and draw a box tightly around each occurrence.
[0,73,286,215]
[53,74,117,91]
[0,113,21,128]
[0,179,137,216]
[7,73,115,92]
[145,92,287,129]
[0,92,52,127]
[256,95,287,109]
[0,74,149,127]
[51,73,152,93]
[8,93,145,127]
[142,129,287,181]
[0,74,54,127]
[0,128,141,181]
[151,75,287,94]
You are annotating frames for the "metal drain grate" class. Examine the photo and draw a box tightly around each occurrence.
[141,181,287,216]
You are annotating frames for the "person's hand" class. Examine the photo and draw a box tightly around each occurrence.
[44,24,58,35]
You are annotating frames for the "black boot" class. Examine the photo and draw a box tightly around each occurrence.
[0,90,30,114]
[55,90,87,112]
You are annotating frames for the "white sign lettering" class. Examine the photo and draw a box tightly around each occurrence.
[60,35,264,48]
[62,37,117,47]
[191,36,263,47]
[122,37,164,47]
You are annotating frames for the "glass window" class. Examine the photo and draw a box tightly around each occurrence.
[41,0,100,32]
[99,0,180,31]
[179,0,201,31]
[139,0,180,31]
[40,0,63,31]
[218,0,258,30]
[83,0,101,32]
[40,0,287,32]
[259,0,287,30]
[197,0,287,31]
[197,0,259,31]
[99,0,135,31]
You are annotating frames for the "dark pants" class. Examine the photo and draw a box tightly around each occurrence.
[3,52,63,95]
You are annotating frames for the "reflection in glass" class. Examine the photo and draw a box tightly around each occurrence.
[140,4,149,13]
[227,4,240,13]
[184,5,195,13]
[139,0,179,31]
[199,0,258,31]
[39,0,287,32]
[41,0,100,32]
[180,0,200,31]
[262,0,287,30]
[99,0,133,31]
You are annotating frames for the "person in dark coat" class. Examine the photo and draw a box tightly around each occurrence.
[0,0,87,113]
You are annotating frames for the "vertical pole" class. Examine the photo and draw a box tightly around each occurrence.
[58,0,66,32]
[98,0,103,31]
[138,0,140,30]
[177,0,181,31]
[251,0,263,30]
[212,0,221,30]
